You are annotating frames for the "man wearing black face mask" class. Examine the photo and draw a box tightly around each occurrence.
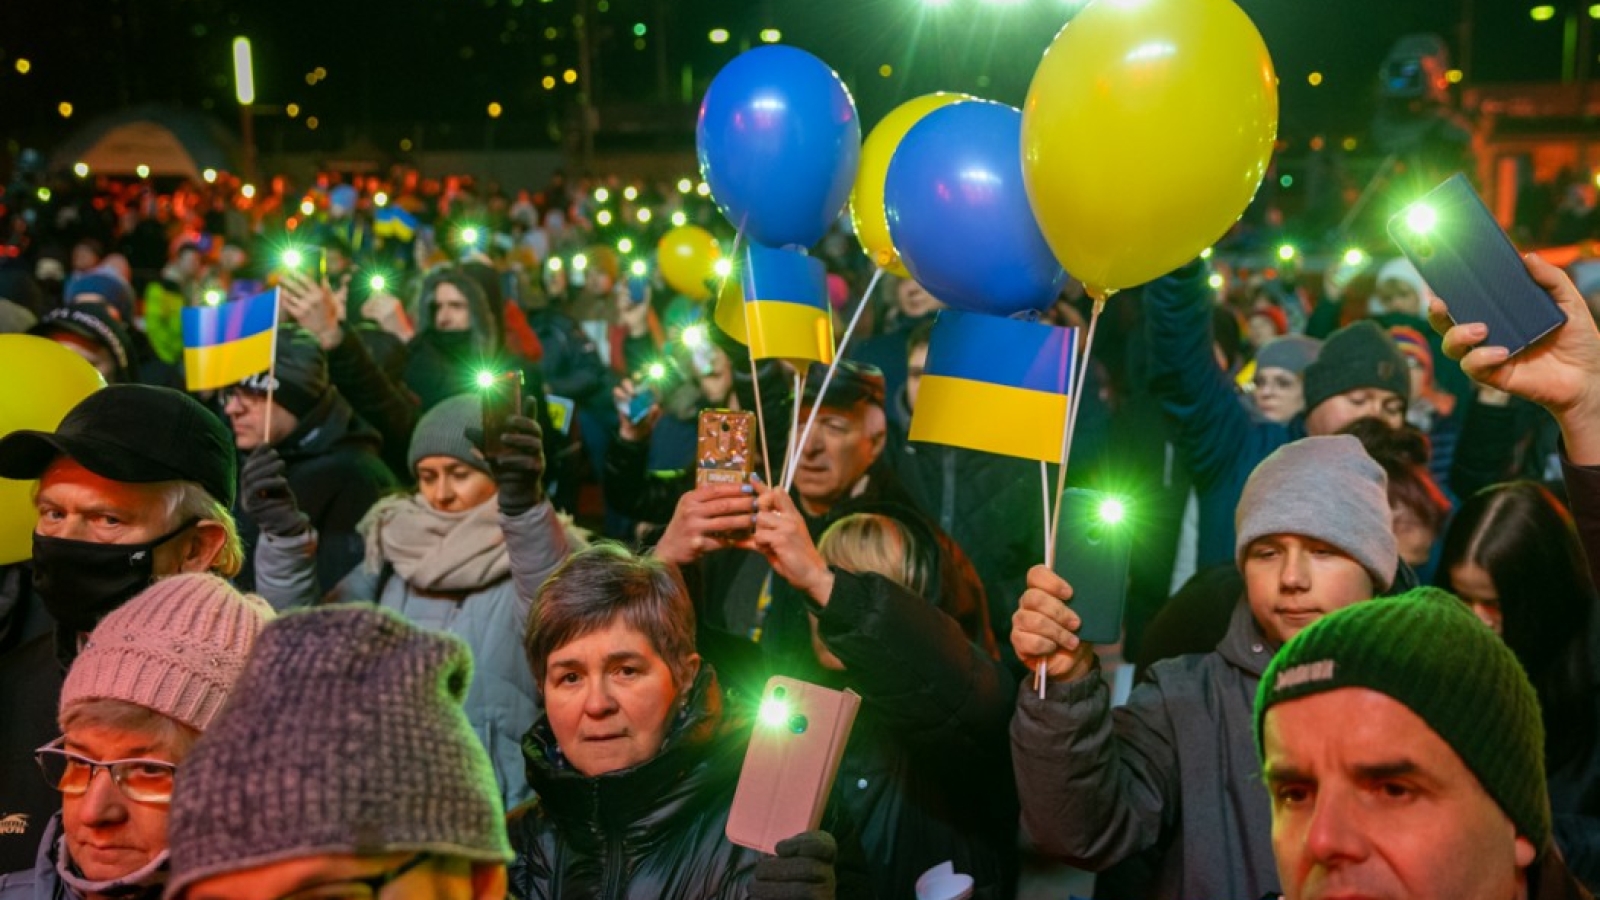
[0,384,240,876]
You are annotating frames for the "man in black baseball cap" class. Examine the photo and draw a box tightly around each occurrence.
[0,383,241,876]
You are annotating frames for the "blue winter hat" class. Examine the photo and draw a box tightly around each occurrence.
[64,270,137,325]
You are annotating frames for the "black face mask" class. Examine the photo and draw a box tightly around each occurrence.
[31,520,197,633]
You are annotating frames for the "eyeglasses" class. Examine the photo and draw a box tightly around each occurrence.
[34,737,178,804]
[274,854,431,900]
[218,386,269,406]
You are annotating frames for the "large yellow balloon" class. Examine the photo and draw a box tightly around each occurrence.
[0,336,107,564]
[849,93,972,278]
[657,225,722,301]
[1021,0,1277,296]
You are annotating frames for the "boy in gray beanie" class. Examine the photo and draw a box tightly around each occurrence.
[163,604,512,900]
[0,574,274,900]
[1009,434,1399,900]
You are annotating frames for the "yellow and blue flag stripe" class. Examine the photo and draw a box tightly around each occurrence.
[182,289,278,391]
[910,310,1078,462]
[714,242,834,365]
[374,207,418,241]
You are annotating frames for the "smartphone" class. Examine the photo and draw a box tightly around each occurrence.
[726,676,861,854]
[696,410,756,539]
[480,370,523,456]
[1387,173,1566,357]
[626,388,656,424]
[1052,488,1133,645]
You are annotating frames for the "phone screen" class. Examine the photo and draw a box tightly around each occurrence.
[480,371,523,455]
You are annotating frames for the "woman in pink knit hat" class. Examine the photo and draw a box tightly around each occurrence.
[0,574,273,900]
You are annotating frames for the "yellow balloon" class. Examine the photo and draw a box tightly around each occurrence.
[0,335,107,565]
[849,92,972,278]
[657,225,722,301]
[713,275,747,345]
[1021,0,1277,296]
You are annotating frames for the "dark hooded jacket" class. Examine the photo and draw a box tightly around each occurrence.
[233,389,396,593]
[0,566,60,876]
[506,666,872,900]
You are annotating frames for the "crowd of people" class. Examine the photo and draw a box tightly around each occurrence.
[0,162,1598,900]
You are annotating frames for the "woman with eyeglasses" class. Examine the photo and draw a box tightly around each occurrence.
[0,574,272,900]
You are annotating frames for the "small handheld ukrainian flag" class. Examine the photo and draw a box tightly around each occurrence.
[374,207,418,242]
[182,289,279,392]
[712,242,834,366]
[910,309,1078,462]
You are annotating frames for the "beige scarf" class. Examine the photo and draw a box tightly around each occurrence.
[359,494,510,593]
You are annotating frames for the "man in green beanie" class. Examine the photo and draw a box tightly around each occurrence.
[1257,587,1590,900]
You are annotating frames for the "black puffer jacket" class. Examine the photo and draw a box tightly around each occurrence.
[506,666,872,900]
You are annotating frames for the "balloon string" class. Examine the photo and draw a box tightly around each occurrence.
[782,267,886,493]
[1037,293,1109,700]
[724,228,774,487]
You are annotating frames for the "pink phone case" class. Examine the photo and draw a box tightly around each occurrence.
[725,676,861,854]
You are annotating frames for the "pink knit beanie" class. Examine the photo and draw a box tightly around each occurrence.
[60,573,276,732]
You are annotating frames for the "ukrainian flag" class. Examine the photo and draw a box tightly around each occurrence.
[374,207,418,241]
[182,289,279,391]
[910,310,1078,462]
[713,242,833,365]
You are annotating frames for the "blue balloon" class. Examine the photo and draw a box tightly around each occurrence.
[884,101,1067,317]
[697,46,861,250]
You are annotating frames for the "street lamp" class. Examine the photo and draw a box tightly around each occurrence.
[233,37,258,185]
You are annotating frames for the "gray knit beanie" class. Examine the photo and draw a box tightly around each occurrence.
[1302,320,1410,414]
[164,605,512,899]
[61,573,275,732]
[1235,435,1398,590]
[407,392,489,476]
[1255,335,1322,377]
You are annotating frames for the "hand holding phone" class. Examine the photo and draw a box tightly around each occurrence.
[727,677,860,854]
[1389,173,1566,357]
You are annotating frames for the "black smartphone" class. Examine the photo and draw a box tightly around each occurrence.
[1387,173,1566,357]
[1051,488,1133,645]
[480,370,523,456]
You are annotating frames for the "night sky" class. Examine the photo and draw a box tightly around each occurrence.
[0,0,1575,160]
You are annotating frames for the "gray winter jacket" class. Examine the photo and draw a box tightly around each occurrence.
[0,811,162,900]
[252,500,573,807]
[1011,599,1280,900]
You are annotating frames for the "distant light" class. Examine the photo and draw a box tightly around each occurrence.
[1200,247,1214,260]
[676,178,693,194]
[282,249,304,270]
[562,68,578,84]
[1405,203,1438,234]
[232,37,255,105]
[646,361,667,380]
[695,181,711,197]
[300,200,316,216]
[623,186,639,201]
[1342,136,1358,151]
[758,697,791,729]
[13,58,30,75]
[759,28,782,43]
[542,75,556,90]
[595,187,611,203]
[476,371,497,389]
[1446,68,1464,84]
[1277,244,1297,262]
[73,162,90,178]
[670,211,688,227]
[374,191,389,207]
[712,258,733,278]
[633,22,647,36]
[682,324,708,348]
[1531,5,1556,21]
[709,28,730,44]
[630,259,649,278]
[203,289,224,307]
[572,254,589,272]
[369,275,387,292]
[1591,3,1600,18]
[136,165,151,179]
[286,103,300,118]
[306,116,319,130]
[202,167,217,183]
[57,102,73,119]
[879,64,893,78]
[241,183,257,199]
[313,66,327,81]
[1340,248,1365,267]
[460,226,481,245]
[547,257,563,272]
[1207,273,1225,290]
[617,237,635,254]
[596,210,614,226]
[636,207,652,223]
[1279,174,1294,188]
[487,101,503,118]
[1098,498,1126,525]
[1308,71,1323,87]
[36,187,51,202]
[399,138,414,151]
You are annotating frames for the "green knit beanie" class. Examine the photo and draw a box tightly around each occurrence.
[1254,587,1551,852]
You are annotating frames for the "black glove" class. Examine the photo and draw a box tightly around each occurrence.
[239,447,309,537]
[466,402,546,516]
[749,830,836,900]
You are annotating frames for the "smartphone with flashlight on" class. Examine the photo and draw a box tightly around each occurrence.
[479,370,523,456]
[1387,173,1566,357]
[726,676,861,854]
[1051,488,1133,646]
[626,260,650,305]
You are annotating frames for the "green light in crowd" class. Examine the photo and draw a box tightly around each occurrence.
[759,697,791,729]
[1277,244,1297,262]
[682,324,709,348]
[203,290,224,307]
[572,254,589,272]
[475,371,496,389]
[1099,498,1126,525]
[630,259,648,278]
[460,226,481,245]
[369,275,387,292]
[282,249,304,270]
[617,237,635,254]
[712,258,733,278]
[1405,203,1438,235]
